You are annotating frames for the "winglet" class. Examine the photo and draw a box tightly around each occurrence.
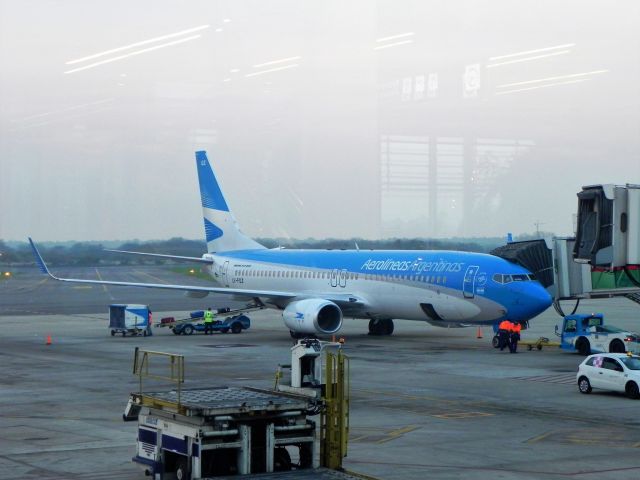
[28,238,55,278]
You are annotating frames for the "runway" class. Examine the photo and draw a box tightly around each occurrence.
[1,267,640,479]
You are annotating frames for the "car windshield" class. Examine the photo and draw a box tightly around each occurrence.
[621,357,640,370]
[597,325,625,333]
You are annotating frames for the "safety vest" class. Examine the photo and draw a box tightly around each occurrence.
[204,310,214,323]
[512,323,521,333]
[499,320,511,331]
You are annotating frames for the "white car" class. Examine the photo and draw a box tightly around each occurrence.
[577,353,640,399]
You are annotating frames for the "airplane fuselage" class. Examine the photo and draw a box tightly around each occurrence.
[205,248,551,325]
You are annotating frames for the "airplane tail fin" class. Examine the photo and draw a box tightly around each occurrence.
[195,151,265,253]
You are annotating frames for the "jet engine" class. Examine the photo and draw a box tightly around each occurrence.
[282,299,343,335]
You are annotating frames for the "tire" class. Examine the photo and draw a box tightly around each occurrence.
[578,376,592,394]
[220,328,229,334]
[110,330,115,337]
[527,345,533,351]
[576,337,591,356]
[610,339,626,353]
[537,344,543,351]
[385,319,394,335]
[183,325,194,335]
[231,323,242,334]
[492,335,500,349]
[175,458,189,480]
[625,381,640,399]
[143,329,147,337]
[172,328,180,335]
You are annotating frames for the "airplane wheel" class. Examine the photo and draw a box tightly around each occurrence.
[384,319,394,335]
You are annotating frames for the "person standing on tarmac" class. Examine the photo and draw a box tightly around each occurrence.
[509,321,522,353]
[498,319,512,351]
[203,307,215,335]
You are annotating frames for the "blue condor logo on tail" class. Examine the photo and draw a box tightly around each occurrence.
[360,258,464,274]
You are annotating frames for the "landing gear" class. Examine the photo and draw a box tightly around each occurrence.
[368,319,394,336]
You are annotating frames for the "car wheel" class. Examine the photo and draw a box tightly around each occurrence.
[610,339,625,353]
[172,328,180,335]
[231,323,242,334]
[183,325,194,335]
[576,337,591,356]
[625,381,640,399]
[578,376,592,394]
[491,335,500,349]
[220,328,229,334]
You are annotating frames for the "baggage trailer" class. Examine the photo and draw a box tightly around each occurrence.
[109,304,152,337]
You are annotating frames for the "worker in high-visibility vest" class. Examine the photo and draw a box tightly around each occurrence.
[509,322,522,353]
[204,307,215,335]
[497,319,512,351]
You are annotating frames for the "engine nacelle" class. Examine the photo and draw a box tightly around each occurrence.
[282,299,343,335]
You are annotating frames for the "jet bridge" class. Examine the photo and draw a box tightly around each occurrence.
[491,184,640,317]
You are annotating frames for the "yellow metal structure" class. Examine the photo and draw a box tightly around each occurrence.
[132,348,185,409]
[320,349,349,469]
[519,337,561,351]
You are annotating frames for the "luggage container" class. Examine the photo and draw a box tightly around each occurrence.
[109,304,152,337]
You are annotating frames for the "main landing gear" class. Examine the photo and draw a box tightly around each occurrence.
[368,319,394,336]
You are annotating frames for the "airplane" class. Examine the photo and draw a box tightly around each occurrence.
[29,150,552,337]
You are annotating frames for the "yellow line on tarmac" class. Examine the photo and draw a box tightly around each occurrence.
[94,268,114,299]
[526,431,553,444]
[134,270,168,283]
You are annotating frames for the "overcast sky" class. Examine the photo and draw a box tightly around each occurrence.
[1,0,639,243]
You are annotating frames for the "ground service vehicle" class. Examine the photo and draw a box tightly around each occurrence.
[556,313,640,355]
[577,353,640,399]
[171,314,250,335]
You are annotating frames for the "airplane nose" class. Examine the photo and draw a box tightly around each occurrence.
[506,283,552,321]
[523,284,553,318]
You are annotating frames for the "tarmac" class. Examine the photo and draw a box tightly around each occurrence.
[2,266,640,479]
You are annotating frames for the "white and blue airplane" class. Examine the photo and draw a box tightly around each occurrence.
[29,151,551,337]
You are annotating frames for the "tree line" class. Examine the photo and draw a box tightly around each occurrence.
[0,233,551,267]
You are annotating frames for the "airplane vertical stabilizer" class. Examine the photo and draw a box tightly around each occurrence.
[195,151,265,253]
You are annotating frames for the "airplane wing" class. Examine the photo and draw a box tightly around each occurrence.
[104,248,213,264]
[29,238,368,311]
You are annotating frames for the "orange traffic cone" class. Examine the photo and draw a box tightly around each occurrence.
[46,334,52,345]
[476,326,483,339]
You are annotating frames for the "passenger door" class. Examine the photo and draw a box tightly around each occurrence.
[462,265,479,298]
[601,357,626,392]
